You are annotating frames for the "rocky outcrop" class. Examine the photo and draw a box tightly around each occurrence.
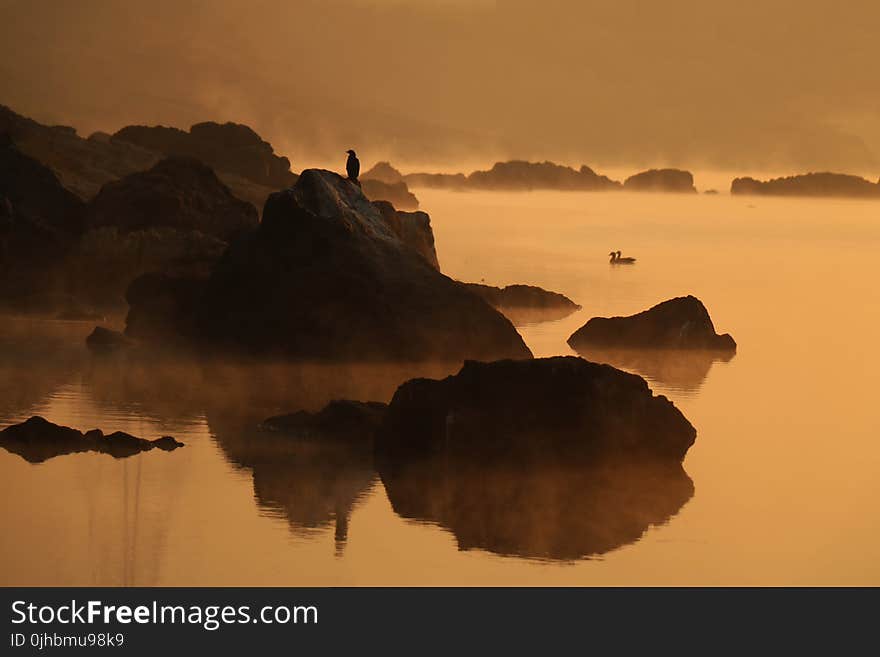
[362,161,404,184]
[0,416,183,463]
[375,356,696,463]
[403,172,468,189]
[624,168,696,193]
[372,200,438,268]
[567,296,735,351]
[261,400,388,441]
[112,121,297,189]
[460,283,580,324]
[730,172,880,198]
[362,179,419,210]
[0,141,86,308]
[380,455,693,560]
[0,105,159,199]
[130,169,531,361]
[86,157,258,241]
[467,161,621,191]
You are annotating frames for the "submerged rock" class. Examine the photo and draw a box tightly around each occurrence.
[0,416,183,463]
[375,356,696,463]
[567,296,736,351]
[731,172,880,198]
[362,179,419,211]
[380,456,693,560]
[182,169,531,361]
[461,282,580,324]
[372,200,438,268]
[261,400,388,441]
[624,168,696,193]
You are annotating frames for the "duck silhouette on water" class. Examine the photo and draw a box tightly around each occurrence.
[609,250,636,264]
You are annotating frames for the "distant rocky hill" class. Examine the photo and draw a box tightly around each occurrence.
[731,172,880,198]
[623,168,696,193]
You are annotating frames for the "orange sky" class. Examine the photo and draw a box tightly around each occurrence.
[2,0,878,173]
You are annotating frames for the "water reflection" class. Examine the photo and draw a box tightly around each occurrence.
[207,413,375,555]
[380,455,693,560]
[571,346,735,394]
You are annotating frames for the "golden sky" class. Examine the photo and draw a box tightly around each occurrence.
[2,0,878,173]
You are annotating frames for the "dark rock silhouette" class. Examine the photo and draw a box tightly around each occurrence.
[380,455,693,560]
[129,169,531,361]
[124,271,210,342]
[113,121,297,190]
[0,104,158,199]
[63,157,254,307]
[568,296,736,351]
[403,172,468,189]
[362,179,420,210]
[460,282,580,324]
[362,161,404,184]
[86,157,258,241]
[0,416,183,463]
[86,326,132,353]
[375,356,696,463]
[467,161,621,191]
[261,400,388,440]
[372,200,438,268]
[0,141,86,308]
[623,168,696,193]
[731,172,880,198]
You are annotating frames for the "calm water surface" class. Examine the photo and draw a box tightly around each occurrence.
[1,190,878,585]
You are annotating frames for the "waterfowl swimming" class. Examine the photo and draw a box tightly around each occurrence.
[609,250,636,264]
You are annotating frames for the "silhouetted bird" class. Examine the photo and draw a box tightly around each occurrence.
[346,149,360,184]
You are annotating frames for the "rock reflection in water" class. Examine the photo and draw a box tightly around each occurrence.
[206,413,377,555]
[571,346,735,394]
[380,456,693,561]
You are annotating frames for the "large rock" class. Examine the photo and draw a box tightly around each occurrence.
[375,356,696,463]
[113,121,297,189]
[0,416,183,463]
[624,168,696,193]
[0,141,86,307]
[151,169,531,361]
[460,282,580,324]
[362,179,419,211]
[86,157,258,241]
[0,105,159,199]
[372,200,438,268]
[568,296,736,351]
[731,172,880,198]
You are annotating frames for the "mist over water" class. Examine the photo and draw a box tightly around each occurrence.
[2,189,878,585]
[3,1,880,173]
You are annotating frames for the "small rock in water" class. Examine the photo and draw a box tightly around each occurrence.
[0,416,183,463]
